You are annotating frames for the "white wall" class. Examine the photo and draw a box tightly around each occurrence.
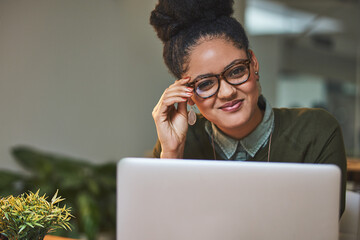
[0,0,285,172]
[276,74,327,108]
[248,35,281,106]
[0,0,172,170]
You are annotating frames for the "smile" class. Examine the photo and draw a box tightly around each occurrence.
[219,99,244,112]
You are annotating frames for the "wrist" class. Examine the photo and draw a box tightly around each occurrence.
[160,152,182,159]
[160,145,185,159]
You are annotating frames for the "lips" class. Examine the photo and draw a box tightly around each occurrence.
[219,99,244,112]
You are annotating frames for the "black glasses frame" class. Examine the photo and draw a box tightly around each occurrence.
[186,59,252,99]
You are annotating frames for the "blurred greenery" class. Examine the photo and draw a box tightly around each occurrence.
[0,146,116,240]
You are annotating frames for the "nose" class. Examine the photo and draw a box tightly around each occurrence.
[216,79,237,100]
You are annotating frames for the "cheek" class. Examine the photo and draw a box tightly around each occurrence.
[192,96,215,112]
[236,78,259,97]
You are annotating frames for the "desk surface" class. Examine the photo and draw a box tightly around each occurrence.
[348,157,360,172]
[44,236,78,240]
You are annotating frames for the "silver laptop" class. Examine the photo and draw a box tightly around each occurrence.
[117,158,340,240]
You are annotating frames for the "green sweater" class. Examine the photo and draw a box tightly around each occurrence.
[153,108,347,216]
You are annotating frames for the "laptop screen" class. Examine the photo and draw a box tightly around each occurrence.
[117,158,340,240]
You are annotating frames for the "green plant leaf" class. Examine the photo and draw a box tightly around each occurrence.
[25,222,34,228]
[0,189,73,239]
[7,145,116,239]
[18,225,26,233]
[33,222,44,228]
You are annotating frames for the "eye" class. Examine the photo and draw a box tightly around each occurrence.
[227,65,247,79]
[196,78,217,92]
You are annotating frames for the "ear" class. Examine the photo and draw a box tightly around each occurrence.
[248,49,259,73]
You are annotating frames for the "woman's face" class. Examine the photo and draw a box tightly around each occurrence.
[185,38,262,139]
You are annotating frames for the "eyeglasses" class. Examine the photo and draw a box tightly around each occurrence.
[187,59,251,99]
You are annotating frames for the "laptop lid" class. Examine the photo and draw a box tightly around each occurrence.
[117,158,340,240]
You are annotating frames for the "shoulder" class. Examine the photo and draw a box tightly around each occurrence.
[274,107,335,119]
[272,108,341,147]
[274,108,339,130]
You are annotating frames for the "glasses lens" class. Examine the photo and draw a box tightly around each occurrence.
[225,63,249,84]
[195,77,218,98]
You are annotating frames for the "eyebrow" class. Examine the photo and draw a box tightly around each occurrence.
[192,58,249,82]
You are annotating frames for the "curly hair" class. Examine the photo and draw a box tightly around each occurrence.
[150,0,249,79]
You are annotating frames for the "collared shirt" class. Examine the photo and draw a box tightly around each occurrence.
[205,97,274,160]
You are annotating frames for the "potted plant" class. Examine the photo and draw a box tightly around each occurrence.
[0,190,73,240]
[0,146,117,239]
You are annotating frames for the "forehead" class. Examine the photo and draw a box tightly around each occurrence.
[185,38,247,77]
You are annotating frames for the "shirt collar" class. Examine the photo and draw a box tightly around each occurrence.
[205,96,274,159]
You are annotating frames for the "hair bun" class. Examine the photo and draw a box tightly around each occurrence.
[150,0,234,42]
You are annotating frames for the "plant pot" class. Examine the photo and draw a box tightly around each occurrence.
[44,235,79,240]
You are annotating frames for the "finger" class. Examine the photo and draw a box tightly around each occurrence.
[158,85,193,107]
[153,80,193,121]
[177,76,191,83]
[161,96,189,111]
[154,90,190,116]
[163,88,193,101]
[153,95,188,117]
[170,77,192,88]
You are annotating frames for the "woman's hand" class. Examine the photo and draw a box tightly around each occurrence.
[152,77,193,158]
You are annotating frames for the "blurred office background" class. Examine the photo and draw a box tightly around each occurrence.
[0,0,359,238]
[1,0,359,171]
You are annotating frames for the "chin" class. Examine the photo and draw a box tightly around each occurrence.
[213,111,251,130]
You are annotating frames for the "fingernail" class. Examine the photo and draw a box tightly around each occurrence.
[186,87,193,92]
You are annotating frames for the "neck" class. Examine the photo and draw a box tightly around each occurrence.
[218,106,264,140]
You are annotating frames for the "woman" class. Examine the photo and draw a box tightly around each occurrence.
[150,0,346,216]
